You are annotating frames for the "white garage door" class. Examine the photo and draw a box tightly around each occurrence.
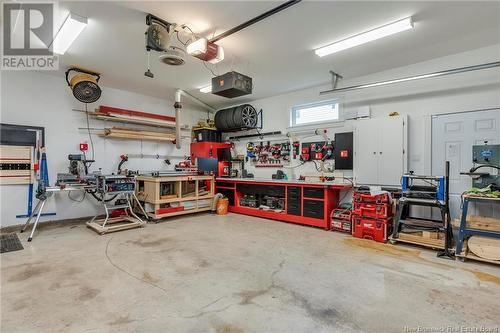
[431,109,500,218]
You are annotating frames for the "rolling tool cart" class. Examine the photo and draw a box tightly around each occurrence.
[390,162,454,259]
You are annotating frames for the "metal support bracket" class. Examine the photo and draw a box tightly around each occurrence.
[329,71,343,90]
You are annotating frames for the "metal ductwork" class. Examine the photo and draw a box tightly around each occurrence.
[173,89,217,149]
[178,90,217,113]
[174,90,182,149]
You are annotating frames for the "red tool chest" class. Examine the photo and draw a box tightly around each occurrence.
[352,202,393,219]
[352,216,393,243]
[351,191,394,243]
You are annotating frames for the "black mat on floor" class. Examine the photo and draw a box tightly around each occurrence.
[0,233,24,254]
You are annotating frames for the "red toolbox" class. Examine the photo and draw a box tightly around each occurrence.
[352,202,393,219]
[352,216,393,243]
[353,192,391,204]
[330,209,352,233]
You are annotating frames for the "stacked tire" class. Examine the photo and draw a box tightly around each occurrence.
[214,104,258,131]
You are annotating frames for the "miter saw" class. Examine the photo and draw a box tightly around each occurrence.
[56,154,96,186]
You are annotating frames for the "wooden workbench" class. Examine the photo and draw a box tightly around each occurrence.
[136,174,215,220]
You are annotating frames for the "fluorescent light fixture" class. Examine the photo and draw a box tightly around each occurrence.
[199,85,212,93]
[52,12,87,55]
[315,17,413,57]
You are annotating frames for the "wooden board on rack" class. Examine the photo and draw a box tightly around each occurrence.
[462,194,500,201]
[456,252,500,265]
[452,216,500,233]
[467,236,500,261]
[148,206,213,220]
[89,112,175,128]
[98,128,176,142]
[393,231,445,249]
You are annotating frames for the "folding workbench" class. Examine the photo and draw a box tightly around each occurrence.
[215,178,351,229]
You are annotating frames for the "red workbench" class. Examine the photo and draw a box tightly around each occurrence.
[215,178,351,229]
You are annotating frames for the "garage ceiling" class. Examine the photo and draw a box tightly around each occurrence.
[54,1,500,109]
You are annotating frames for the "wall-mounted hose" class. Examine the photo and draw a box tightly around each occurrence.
[118,154,129,172]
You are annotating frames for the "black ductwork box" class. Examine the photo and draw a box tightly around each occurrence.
[212,71,252,98]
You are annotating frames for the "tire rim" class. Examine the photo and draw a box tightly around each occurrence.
[241,105,257,127]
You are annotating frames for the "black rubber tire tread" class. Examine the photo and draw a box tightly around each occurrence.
[214,110,227,130]
[215,104,257,131]
[233,105,244,127]
[225,107,237,129]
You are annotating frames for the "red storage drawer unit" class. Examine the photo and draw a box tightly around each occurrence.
[352,216,393,243]
[352,202,393,219]
[353,192,391,204]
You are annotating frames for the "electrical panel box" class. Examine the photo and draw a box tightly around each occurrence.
[333,132,353,170]
[212,71,252,98]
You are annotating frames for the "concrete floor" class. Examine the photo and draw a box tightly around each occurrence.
[1,213,499,333]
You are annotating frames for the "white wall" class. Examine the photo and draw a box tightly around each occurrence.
[0,70,203,227]
[230,45,500,183]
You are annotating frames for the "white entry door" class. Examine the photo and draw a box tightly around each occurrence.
[431,109,500,218]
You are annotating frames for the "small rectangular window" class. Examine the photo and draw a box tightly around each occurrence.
[291,100,339,127]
